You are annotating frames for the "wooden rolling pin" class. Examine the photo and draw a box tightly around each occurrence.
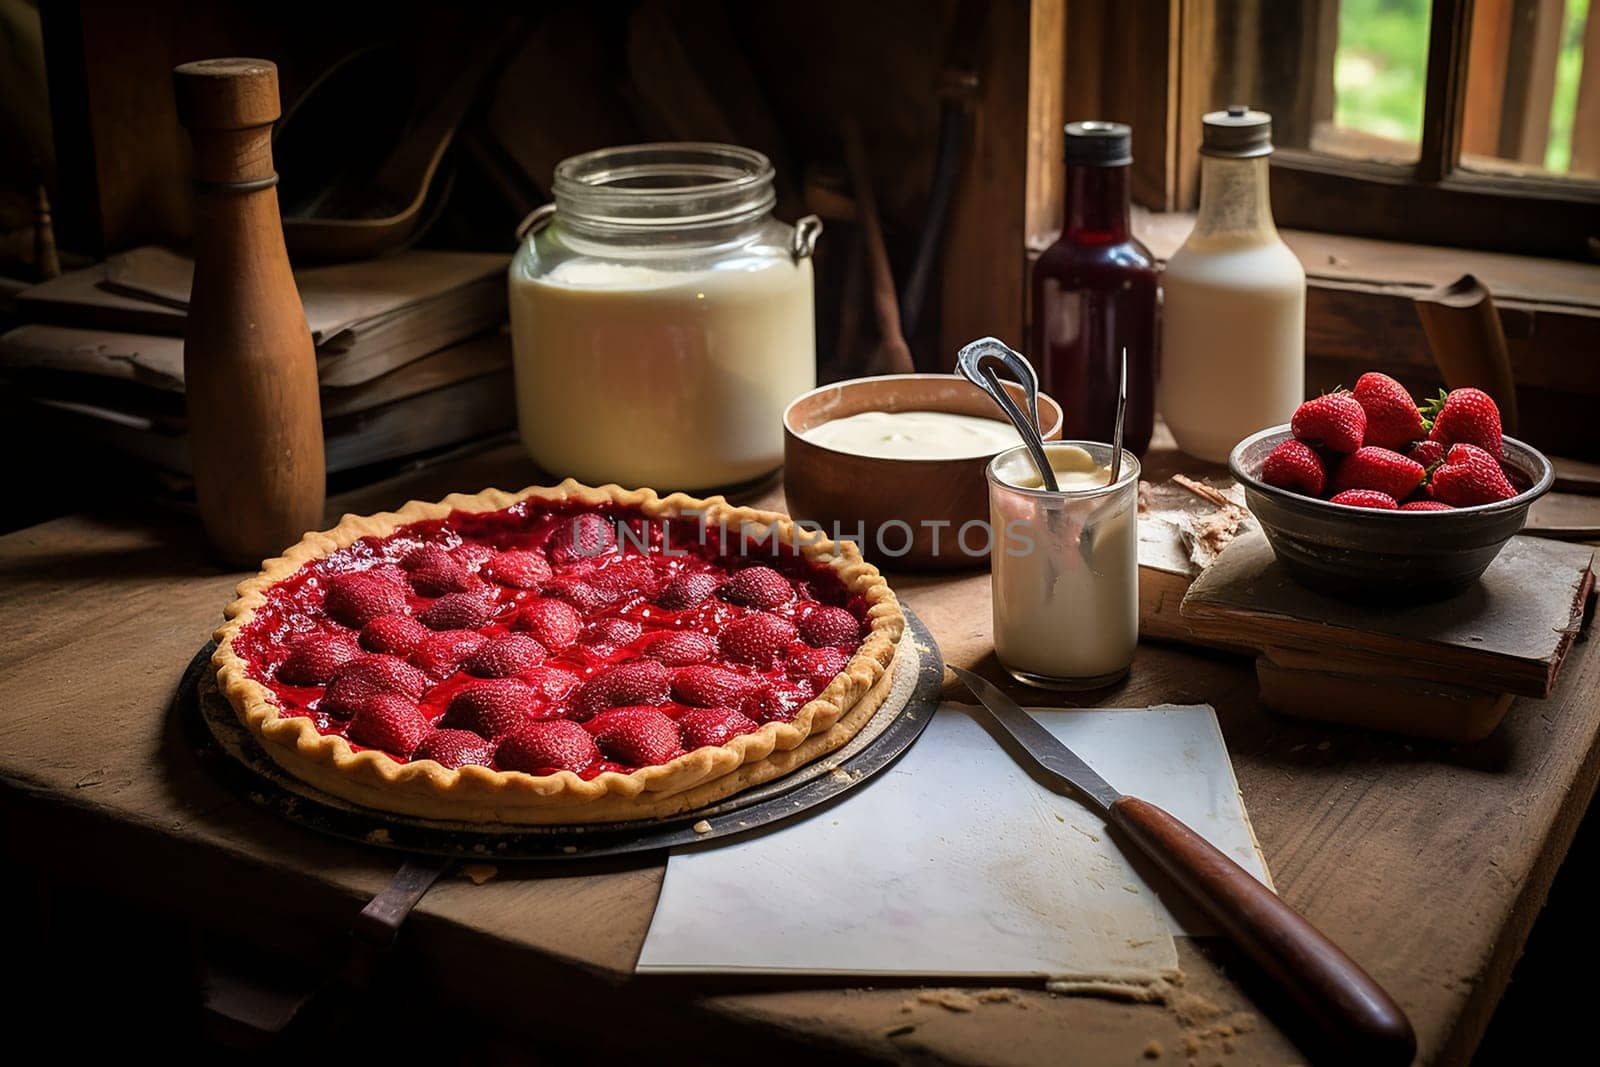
[174,59,325,565]
[1414,273,1519,435]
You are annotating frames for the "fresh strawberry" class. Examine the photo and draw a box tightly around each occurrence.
[1352,372,1424,449]
[1330,446,1425,500]
[797,605,863,649]
[1424,387,1503,459]
[540,577,615,614]
[496,720,600,775]
[1400,500,1453,511]
[1291,392,1366,454]
[513,598,583,650]
[321,655,429,717]
[1260,440,1327,497]
[671,664,765,708]
[788,645,850,691]
[417,591,497,631]
[481,549,552,589]
[347,692,430,756]
[461,633,545,678]
[640,630,715,666]
[590,556,667,599]
[1328,489,1398,510]
[441,678,539,738]
[359,613,428,656]
[655,572,723,610]
[323,571,408,628]
[722,566,794,609]
[1430,443,1517,506]
[586,706,683,766]
[571,660,670,721]
[718,612,799,669]
[408,629,489,680]
[412,728,495,770]
[677,707,761,750]
[1407,439,1446,469]
[277,632,361,685]
[547,513,617,565]
[579,618,642,656]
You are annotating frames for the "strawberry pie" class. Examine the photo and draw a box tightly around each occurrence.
[213,482,905,823]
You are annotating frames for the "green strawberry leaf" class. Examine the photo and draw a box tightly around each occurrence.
[1418,387,1449,433]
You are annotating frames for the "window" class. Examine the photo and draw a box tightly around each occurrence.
[1200,0,1600,259]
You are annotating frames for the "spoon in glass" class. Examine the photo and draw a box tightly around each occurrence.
[956,336,1058,491]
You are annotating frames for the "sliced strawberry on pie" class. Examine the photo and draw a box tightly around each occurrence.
[412,728,495,770]
[655,572,723,610]
[321,654,429,717]
[540,576,615,615]
[722,565,794,609]
[640,630,715,666]
[440,678,540,738]
[547,512,617,566]
[358,613,429,656]
[347,692,431,756]
[788,645,850,691]
[590,555,667,599]
[571,660,670,721]
[579,618,643,658]
[496,720,600,775]
[461,633,546,678]
[677,706,761,749]
[481,549,552,589]
[671,664,766,708]
[408,629,489,680]
[277,631,361,685]
[417,591,498,631]
[522,664,581,704]
[585,706,683,767]
[512,597,583,650]
[718,612,798,669]
[797,605,862,649]
[323,571,408,628]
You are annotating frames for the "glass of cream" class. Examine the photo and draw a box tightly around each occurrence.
[986,441,1140,690]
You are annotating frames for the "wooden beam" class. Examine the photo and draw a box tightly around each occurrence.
[1463,0,1515,159]
[1175,0,1218,209]
[1418,0,1475,182]
[1567,0,1600,176]
[1025,0,1067,247]
[1497,0,1566,165]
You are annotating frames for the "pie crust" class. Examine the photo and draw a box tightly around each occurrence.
[212,480,905,824]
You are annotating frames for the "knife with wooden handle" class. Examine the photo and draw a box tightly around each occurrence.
[949,667,1416,1065]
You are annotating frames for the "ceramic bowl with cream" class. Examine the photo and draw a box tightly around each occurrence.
[783,374,1063,569]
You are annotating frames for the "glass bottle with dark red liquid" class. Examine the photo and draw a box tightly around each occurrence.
[1030,121,1157,455]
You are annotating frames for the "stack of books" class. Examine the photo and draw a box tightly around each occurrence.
[0,246,514,477]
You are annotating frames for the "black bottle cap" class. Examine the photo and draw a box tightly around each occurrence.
[1064,121,1132,166]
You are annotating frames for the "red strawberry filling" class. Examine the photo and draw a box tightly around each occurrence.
[232,501,868,777]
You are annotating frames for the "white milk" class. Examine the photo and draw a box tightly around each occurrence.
[510,255,815,489]
[988,444,1139,689]
[803,409,1024,459]
[1158,150,1305,464]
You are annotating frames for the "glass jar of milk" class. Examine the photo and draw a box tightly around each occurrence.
[1157,107,1305,463]
[510,143,819,490]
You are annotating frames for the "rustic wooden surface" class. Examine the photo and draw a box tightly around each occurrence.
[4,440,1600,1065]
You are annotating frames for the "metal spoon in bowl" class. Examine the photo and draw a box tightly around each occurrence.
[956,337,1058,491]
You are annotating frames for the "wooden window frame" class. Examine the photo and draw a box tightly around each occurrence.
[1266,0,1600,261]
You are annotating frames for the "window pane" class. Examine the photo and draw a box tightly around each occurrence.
[1208,0,1432,166]
[1460,0,1599,179]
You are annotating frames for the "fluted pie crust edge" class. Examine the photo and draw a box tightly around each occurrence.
[211,480,906,824]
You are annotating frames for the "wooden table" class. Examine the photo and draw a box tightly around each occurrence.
[4,440,1597,1065]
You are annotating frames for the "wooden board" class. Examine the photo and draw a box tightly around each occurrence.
[1182,530,1595,698]
[5,440,1600,1064]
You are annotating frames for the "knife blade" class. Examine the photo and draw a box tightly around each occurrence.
[948,666,1416,1065]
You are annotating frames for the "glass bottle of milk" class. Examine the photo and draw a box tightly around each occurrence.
[1157,106,1305,463]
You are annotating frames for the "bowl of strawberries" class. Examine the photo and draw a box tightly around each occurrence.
[1228,372,1552,601]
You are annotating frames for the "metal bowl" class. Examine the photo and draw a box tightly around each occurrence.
[1228,425,1554,602]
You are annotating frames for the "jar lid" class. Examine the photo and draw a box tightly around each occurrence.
[1200,105,1273,158]
[1064,121,1132,166]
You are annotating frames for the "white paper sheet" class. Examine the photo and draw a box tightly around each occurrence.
[637,703,1269,980]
